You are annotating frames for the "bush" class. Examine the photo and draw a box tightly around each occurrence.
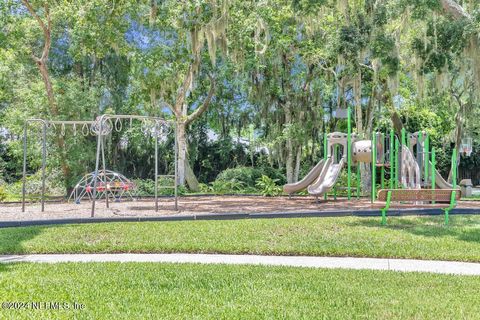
[208,179,248,195]
[133,178,186,196]
[0,185,6,202]
[215,166,286,189]
[4,169,64,198]
[256,175,282,197]
[215,167,263,188]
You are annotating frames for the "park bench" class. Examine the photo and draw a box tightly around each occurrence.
[377,188,461,225]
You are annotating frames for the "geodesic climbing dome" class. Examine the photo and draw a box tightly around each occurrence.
[69,170,136,204]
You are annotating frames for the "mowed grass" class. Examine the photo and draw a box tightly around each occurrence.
[1,262,480,319]
[1,214,480,261]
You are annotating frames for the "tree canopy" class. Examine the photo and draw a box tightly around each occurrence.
[1,0,479,193]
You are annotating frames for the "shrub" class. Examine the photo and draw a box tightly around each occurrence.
[215,167,263,188]
[0,185,6,202]
[209,179,247,195]
[215,166,286,189]
[133,178,186,196]
[256,175,282,197]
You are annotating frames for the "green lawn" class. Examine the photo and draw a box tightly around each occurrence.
[0,262,479,319]
[1,215,480,261]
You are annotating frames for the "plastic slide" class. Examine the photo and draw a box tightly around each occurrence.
[307,156,345,196]
[283,159,326,194]
[429,161,457,189]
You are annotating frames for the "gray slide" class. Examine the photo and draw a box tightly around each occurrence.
[307,156,345,196]
[429,161,457,189]
[283,159,326,194]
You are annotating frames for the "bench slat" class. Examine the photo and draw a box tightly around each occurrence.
[377,189,461,202]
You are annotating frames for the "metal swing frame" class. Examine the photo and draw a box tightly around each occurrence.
[21,114,178,216]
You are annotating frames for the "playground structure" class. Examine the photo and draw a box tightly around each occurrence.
[283,107,465,225]
[21,115,178,216]
[19,111,470,226]
[68,170,136,204]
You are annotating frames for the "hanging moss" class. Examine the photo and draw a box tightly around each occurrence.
[254,17,269,56]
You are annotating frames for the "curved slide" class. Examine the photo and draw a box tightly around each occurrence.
[283,159,326,194]
[307,156,345,196]
[429,161,459,189]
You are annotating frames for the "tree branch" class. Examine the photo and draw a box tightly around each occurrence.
[161,100,179,117]
[21,0,51,62]
[440,0,471,20]
[174,59,199,112]
[185,74,216,127]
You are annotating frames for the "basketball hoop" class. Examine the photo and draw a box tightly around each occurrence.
[460,137,473,157]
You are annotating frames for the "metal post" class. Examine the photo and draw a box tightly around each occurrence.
[356,163,361,199]
[101,135,109,209]
[431,148,436,204]
[155,131,158,212]
[446,148,457,225]
[323,131,328,200]
[452,148,457,189]
[91,116,104,217]
[389,129,394,189]
[424,133,429,185]
[40,122,47,212]
[347,106,351,199]
[174,122,178,210]
[22,123,28,212]
[371,133,376,203]
[381,165,385,190]
[394,137,399,189]
[381,190,391,225]
[333,144,337,199]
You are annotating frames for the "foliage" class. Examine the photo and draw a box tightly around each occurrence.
[0,0,480,193]
[255,175,282,197]
[207,178,248,195]
[215,167,263,188]
[0,184,6,201]
[133,178,186,196]
[4,169,64,198]
[215,166,285,189]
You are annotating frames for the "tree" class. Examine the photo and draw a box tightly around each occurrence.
[144,0,227,190]
[21,0,71,189]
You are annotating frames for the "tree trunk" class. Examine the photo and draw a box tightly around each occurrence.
[22,0,71,190]
[176,120,200,191]
[185,160,200,191]
[294,144,302,182]
[440,0,470,20]
[354,72,363,135]
[283,102,294,183]
[176,121,187,187]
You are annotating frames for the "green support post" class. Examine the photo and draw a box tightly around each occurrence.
[381,190,391,225]
[444,148,457,225]
[401,128,406,148]
[333,144,338,200]
[394,138,399,189]
[371,133,376,203]
[390,129,394,189]
[452,148,457,189]
[431,148,436,204]
[381,166,385,189]
[347,106,352,200]
[424,133,429,185]
[324,132,328,200]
